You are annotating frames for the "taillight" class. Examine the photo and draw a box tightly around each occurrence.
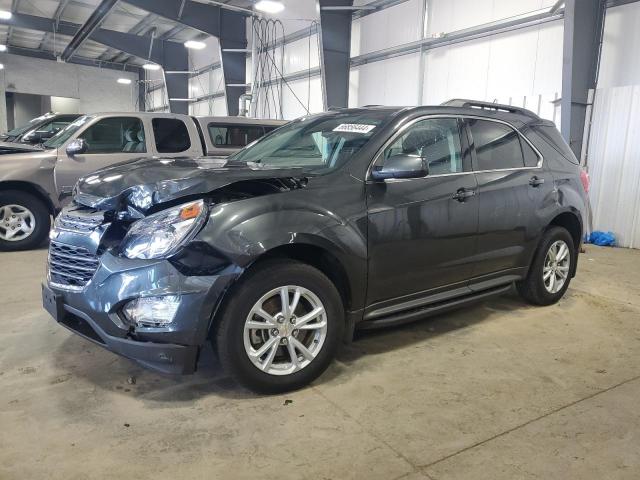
[580,169,590,193]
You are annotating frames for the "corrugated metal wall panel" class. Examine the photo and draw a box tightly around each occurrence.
[587,85,640,248]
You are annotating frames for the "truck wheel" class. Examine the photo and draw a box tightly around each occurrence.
[517,226,575,306]
[216,259,344,393]
[0,190,51,251]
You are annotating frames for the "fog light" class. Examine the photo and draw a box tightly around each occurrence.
[122,296,181,327]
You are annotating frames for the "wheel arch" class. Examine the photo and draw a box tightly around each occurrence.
[547,210,583,251]
[0,180,56,215]
[207,239,360,344]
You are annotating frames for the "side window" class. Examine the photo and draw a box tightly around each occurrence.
[468,119,524,170]
[208,124,265,147]
[79,117,146,154]
[381,118,464,175]
[521,137,541,167]
[152,118,191,153]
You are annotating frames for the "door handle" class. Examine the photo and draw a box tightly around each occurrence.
[529,176,545,187]
[452,188,476,202]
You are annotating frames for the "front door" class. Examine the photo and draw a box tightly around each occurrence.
[54,116,147,198]
[366,117,479,309]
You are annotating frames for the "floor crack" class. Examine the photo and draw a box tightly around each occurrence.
[418,372,640,472]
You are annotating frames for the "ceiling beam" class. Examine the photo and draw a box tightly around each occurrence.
[6,44,141,73]
[123,0,248,115]
[61,0,120,61]
[123,0,248,37]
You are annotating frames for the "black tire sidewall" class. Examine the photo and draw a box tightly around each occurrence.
[521,226,575,305]
[216,260,344,393]
[0,191,50,251]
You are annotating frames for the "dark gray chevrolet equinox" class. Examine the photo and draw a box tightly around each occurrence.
[42,100,589,393]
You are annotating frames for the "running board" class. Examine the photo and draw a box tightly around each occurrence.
[357,284,512,330]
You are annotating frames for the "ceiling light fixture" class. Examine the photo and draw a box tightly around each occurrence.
[0,11,12,20]
[184,40,206,50]
[117,78,132,85]
[142,63,161,71]
[0,45,7,52]
[254,0,285,14]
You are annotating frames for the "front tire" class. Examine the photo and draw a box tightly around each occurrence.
[0,190,51,251]
[517,226,575,305]
[215,260,344,394]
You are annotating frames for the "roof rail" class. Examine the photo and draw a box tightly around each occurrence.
[441,99,540,119]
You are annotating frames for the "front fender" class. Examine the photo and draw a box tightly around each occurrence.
[193,195,368,310]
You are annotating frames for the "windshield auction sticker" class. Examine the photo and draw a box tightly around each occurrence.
[333,124,376,134]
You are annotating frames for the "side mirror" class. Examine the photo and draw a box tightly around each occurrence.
[66,138,88,156]
[371,153,428,181]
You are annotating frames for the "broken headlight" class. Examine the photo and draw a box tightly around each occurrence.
[121,200,207,259]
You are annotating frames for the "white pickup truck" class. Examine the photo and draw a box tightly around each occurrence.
[0,112,285,250]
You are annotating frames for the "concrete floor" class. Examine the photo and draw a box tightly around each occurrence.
[1,245,640,479]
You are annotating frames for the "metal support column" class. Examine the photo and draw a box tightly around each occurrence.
[318,0,354,109]
[561,0,606,158]
[124,0,249,116]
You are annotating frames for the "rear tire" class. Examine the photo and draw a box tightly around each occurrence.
[517,226,575,305]
[0,190,50,251]
[215,260,344,394]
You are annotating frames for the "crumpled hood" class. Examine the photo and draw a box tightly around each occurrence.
[74,156,308,215]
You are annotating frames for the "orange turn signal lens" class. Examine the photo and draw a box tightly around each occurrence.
[179,202,203,220]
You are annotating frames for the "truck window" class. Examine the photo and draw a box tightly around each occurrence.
[79,117,146,154]
[208,124,265,147]
[152,118,191,153]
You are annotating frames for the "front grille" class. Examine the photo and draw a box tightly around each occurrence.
[48,241,99,290]
[55,205,104,233]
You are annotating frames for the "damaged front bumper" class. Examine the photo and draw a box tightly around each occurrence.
[42,250,238,374]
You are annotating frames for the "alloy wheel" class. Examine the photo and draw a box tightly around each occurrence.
[243,285,328,376]
[0,204,36,242]
[543,240,570,294]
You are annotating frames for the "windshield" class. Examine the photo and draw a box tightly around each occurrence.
[229,111,393,174]
[5,113,55,137]
[43,115,94,149]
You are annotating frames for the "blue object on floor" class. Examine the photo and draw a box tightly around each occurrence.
[586,231,616,246]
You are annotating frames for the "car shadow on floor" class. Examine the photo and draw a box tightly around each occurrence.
[51,289,531,401]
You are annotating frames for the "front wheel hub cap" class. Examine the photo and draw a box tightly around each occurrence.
[0,204,36,242]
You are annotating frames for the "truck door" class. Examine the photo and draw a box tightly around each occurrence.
[54,116,147,198]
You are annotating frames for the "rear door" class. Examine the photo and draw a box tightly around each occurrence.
[467,117,554,280]
[366,116,479,308]
[54,116,147,196]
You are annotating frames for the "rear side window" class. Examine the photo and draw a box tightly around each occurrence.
[152,118,191,153]
[521,137,540,167]
[468,119,524,170]
[208,124,265,147]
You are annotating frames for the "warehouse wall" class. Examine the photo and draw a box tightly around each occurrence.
[0,54,138,126]
[584,2,640,248]
[349,0,561,124]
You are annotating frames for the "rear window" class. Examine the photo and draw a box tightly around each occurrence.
[208,124,266,148]
[152,118,191,153]
[536,125,579,164]
[468,119,524,170]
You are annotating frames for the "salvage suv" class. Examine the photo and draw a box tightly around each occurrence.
[42,100,589,393]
